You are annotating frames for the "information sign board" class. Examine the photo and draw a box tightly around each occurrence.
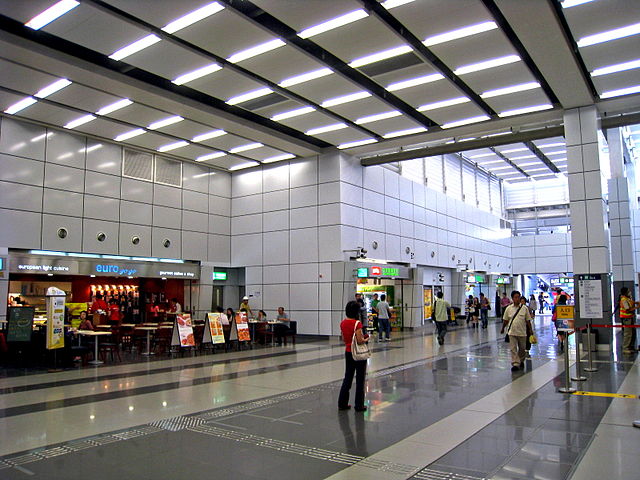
[578,279,603,319]
[556,305,574,319]
[7,307,34,342]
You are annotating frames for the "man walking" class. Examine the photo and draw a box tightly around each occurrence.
[434,291,450,345]
[619,287,639,354]
[376,294,392,341]
[501,290,532,371]
[479,292,490,329]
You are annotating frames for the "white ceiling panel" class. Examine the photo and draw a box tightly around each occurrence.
[122,131,174,150]
[580,37,640,74]
[254,0,363,33]
[14,101,77,126]
[328,97,404,122]
[252,99,306,120]
[286,74,363,104]
[105,0,213,29]
[125,42,214,82]
[202,134,260,152]
[43,4,149,57]
[0,59,59,96]
[164,143,211,160]
[209,155,256,170]
[456,63,534,95]
[372,63,443,90]
[47,84,122,115]
[365,116,423,137]
[177,10,279,60]
[238,145,286,161]
[236,46,327,85]
[277,111,343,132]
[563,0,640,39]
[187,70,265,103]
[307,126,369,145]
[593,70,640,96]
[0,91,30,114]
[393,81,470,109]
[429,32,517,73]
[159,119,220,141]
[107,104,170,127]
[419,103,486,126]
[0,0,58,23]
[534,137,566,147]
[483,89,551,114]
[71,117,136,140]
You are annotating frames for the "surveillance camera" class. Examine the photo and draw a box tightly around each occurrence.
[361,249,367,255]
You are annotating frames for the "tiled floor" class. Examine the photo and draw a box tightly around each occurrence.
[0,315,637,479]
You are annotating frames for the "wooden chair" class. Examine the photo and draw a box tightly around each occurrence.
[153,327,173,355]
[255,323,275,345]
[99,328,121,362]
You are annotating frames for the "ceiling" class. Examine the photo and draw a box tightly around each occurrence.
[0,0,638,175]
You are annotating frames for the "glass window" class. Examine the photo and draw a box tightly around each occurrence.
[462,161,476,206]
[425,155,443,193]
[490,176,502,215]
[477,171,490,212]
[444,155,462,200]
[401,158,424,185]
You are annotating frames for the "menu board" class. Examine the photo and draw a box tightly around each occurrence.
[46,288,65,350]
[176,314,195,347]
[235,312,251,342]
[206,313,226,344]
[7,307,34,342]
[423,288,433,321]
[578,279,603,319]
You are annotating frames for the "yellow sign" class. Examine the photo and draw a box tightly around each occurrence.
[46,290,65,350]
[572,391,637,399]
[424,288,433,320]
[556,305,574,319]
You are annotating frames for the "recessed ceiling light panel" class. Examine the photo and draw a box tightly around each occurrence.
[96,98,133,115]
[25,0,79,30]
[578,22,640,47]
[338,138,378,149]
[306,123,348,136]
[271,106,316,121]
[227,87,273,106]
[229,143,263,153]
[148,116,183,130]
[454,55,520,75]
[109,34,161,61]
[278,68,333,88]
[158,140,189,152]
[35,79,72,98]
[192,130,226,142]
[4,97,37,115]
[298,10,368,39]
[349,45,413,68]
[173,64,222,85]
[114,128,146,142]
[321,91,371,108]
[64,114,96,129]
[196,152,226,162]
[424,21,497,47]
[386,73,444,92]
[227,39,286,63]
[161,2,224,34]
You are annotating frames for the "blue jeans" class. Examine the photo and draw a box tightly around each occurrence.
[378,317,390,339]
[480,309,488,327]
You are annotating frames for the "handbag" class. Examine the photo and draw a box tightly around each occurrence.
[351,321,371,361]
[529,334,538,345]
[504,305,523,343]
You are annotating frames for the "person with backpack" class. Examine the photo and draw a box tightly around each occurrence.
[501,290,532,371]
[433,291,451,345]
[338,301,370,412]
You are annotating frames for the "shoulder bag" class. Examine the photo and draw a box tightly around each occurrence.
[351,321,371,361]
[430,300,437,321]
[504,305,523,343]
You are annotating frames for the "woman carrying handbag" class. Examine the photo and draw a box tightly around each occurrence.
[338,301,370,412]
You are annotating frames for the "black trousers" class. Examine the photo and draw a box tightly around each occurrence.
[338,351,367,409]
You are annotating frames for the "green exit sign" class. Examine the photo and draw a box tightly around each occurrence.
[357,267,368,278]
[213,271,227,281]
[382,267,399,276]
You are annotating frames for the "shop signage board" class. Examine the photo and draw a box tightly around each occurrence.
[467,274,486,283]
[356,264,410,279]
[204,313,226,344]
[578,278,603,319]
[171,314,195,347]
[357,267,368,278]
[213,271,227,280]
[235,312,251,342]
[46,287,65,350]
[496,276,511,284]
[6,306,35,342]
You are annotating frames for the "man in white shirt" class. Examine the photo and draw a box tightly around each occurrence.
[501,290,532,371]
[434,291,451,345]
[376,294,392,341]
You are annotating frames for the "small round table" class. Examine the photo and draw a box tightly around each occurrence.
[77,330,112,365]
[135,326,157,355]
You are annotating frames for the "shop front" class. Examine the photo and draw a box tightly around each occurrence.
[6,250,200,327]
[355,263,411,331]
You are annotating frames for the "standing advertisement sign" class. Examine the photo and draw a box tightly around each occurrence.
[235,312,251,342]
[171,313,195,347]
[46,287,65,350]
[204,313,226,345]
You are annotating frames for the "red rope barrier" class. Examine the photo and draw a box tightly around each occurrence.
[591,324,640,328]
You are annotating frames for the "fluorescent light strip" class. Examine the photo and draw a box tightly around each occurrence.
[158,140,189,152]
[64,114,96,129]
[229,161,260,171]
[96,99,132,115]
[417,97,470,111]
[306,123,348,136]
[454,55,520,75]
[578,22,640,47]
[537,142,565,148]
[109,34,161,61]
[526,168,549,172]
[229,143,263,154]
[349,45,413,68]
[321,91,371,108]
[196,152,226,162]
[338,138,378,149]
[498,104,552,117]
[509,155,536,160]
[500,147,528,153]
[172,64,222,85]
[278,68,333,88]
[531,173,555,177]
[591,59,640,77]
[424,21,497,47]
[600,84,640,99]
[262,153,295,163]
[4,97,37,115]
[35,79,72,98]
[271,106,316,121]
[355,111,401,124]
[496,172,522,177]
[562,0,596,8]
[227,39,285,64]
[481,82,540,98]
[227,87,273,105]
[386,73,444,92]
[545,150,566,156]
[442,115,490,129]
[491,166,515,171]
[161,2,224,34]
[148,116,183,130]
[298,9,368,39]
[25,0,79,30]
[192,130,226,142]
[517,162,540,167]
[383,127,427,138]
[114,129,145,142]
[382,0,416,9]
[468,153,496,159]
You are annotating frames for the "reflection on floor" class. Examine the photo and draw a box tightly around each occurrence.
[0,315,637,480]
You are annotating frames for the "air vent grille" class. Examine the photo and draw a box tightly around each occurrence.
[155,156,182,187]
[123,149,153,181]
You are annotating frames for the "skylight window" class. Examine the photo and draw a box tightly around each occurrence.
[498,104,552,117]
[423,22,497,47]
[114,129,145,142]
[64,114,96,129]
[196,152,226,162]
[35,79,72,98]
[229,161,260,171]
[600,85,640,99]
[109,34,161,61]
[229,143,263,154]
[577,22,640,47]
[454,55,520,75]
[25,0,79,30]
[158,141,189,152]
[321,92,371,108]
[271,106,316,122]
[298,10,368,39]
[386,74,444,92]
[262,153,295,163]
[173,64,222,85]
[96,99,133,116]
[417,97,470,111]
[383,127,427,138]
[481,82,540,98]
[306,123,348,136]
[355,111,401,125]
[161,2,224,34]
[227,88,273,106]
[349,45,413,68]
[192,130,226,142]
[4,97,37,115]
[148,116,183,130]
[278,68,333,88]
[338,138,378,149]
[442,115,490,129]
[227,39,286,64]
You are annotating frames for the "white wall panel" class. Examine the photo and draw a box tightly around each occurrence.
[209,195,231,216]
[86,142,122,176]
[231,213,262,235]
[121,178,153,204]
[42,214,82,252]
[291,206,318,229]
[290,283,319,310]
[232,169,262,197]
[210,171,231,198]
[263,230,290,265]
[262,210,289,232]
[46,132,86,169]
[290,263,319,284]
[290,185,318,208]
[45,163,85,194]
[264,265,289,284]
[120,200,152,226]
[318,225,340,262]
[0,181,42,211]
[232,194,262,216]
[318,204,341,226]
[363,165,384,192]
[262,163,290,192]
[183,190,208,213]
[154,184,182,208]
[208,234,230,264]
[290,157,318,188]
[181,163,210,193]
[340,182,362,207]
[0,118,46,160]
[182,210,209,233]
[151,227,181,259]
[84,195,119,222]
[153,205,181,229]
[291,228,318,263]
[182,230,207,261]
[0,208,41,249]
[43,188,83,217]
[82,219,118,254]
[232,233,263,265]
[119,224,152,256]
[85,170,120,199]
[0,154,44,186]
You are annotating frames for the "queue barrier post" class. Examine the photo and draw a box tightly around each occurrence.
[571,329,587,382]
[584,323,598,372]
[558,328,576,394]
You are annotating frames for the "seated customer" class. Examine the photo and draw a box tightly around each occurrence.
[274,307,290,345]
[78,310,94,331]
[257,310,267,321]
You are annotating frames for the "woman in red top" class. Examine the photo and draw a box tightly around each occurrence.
[90,293,107,313]
[108,300,122,325]
[338,301,370,412]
